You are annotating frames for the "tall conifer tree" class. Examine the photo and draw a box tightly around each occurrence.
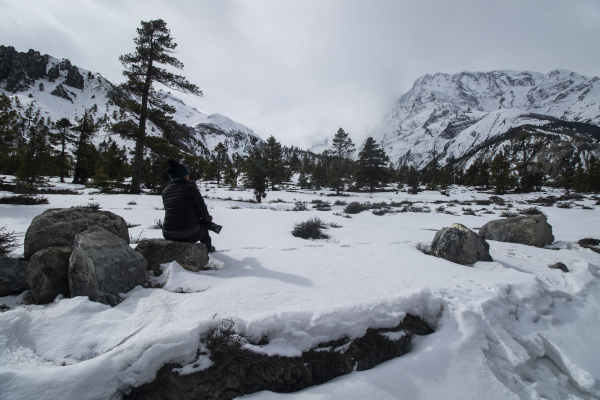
[118,19,202,193]
[356,137,390,192]
[330,128,355,195]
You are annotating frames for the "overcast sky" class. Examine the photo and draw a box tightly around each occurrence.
[2,0,600,148]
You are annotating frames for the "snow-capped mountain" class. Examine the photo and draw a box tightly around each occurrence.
[0,45,263,157]
[372,69,600,171]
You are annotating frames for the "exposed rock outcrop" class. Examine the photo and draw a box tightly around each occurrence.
[65,65,84,90]
[50,83,74,103]
[135,239,209,275]
[0,256,29,297]
[126,315,433,400]
[431,223,492,265]
[24,208,129,259]
[27,246,73,304]
[4,48,49,93]
[578,238,600,254]
[479,214,554,248]
[0,45,17,81]
[69,226,146,306]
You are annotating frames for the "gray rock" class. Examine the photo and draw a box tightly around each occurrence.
[479,214,554,248]
[0,256,29,297]
[24,208,129,259]
[431,223,493,265]
[135,239,209,275]
[27,246,73,304]
[5,49,49,93]
[550,262,569,273]
[47,64,59,82]
[578,238,600,254]
[69,226,147,306]
[0,45,17,81]
[50,83,73,103]
[65,65,84,90]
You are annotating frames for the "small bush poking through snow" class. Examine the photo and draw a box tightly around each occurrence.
[372,208,389,216]
[292,201,307,211]
[409,205,430,213]
[229,206,241,209]
[0,225,20,256]
[344,202,368,214]
[0,195,49,205]
[435,206,445,213]
[489,195,506,206]
[518,207,543,215]
[461,207,476,215]
[329,222,342,228]
[129,229,146,244]
[205,319,245,357]
[82,202,101,210]
[556,202,572,209]
[127,222,141,228]
[153,218,164,229]
[500,210,518,218]
[292,217,330,240]
[313,201,332,211]
[127,201,137,205]
[475,199,492,206]
[334,200,347,206]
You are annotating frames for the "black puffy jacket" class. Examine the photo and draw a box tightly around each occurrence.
[162,179,212,233]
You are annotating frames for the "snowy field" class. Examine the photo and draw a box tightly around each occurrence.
[1,181,600,400]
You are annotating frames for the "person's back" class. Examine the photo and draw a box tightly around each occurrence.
[161,158,216,252]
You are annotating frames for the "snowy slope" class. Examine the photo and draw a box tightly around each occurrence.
[1,184,600,399]
[0,46,263,157]
[372,69,600,168]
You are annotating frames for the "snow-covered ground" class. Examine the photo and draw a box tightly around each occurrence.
[1,182,599,400]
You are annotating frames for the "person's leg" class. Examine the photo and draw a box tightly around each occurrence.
[200,231,212,250]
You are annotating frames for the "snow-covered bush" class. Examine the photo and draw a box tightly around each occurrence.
[292,217,329,240]
[344,202,368,214]
[292,201,307,211]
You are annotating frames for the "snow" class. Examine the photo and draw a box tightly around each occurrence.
[372,69,600,168]
[1,183,600,400]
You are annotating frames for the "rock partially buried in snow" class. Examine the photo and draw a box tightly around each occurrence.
[0,256,29,297]
[69,226,146,307]
[578,238,600,254]
[549,262,569,273]
[134,238,209,275]
[479,214,554,248]
[26,246,73,304]
[431,223,492,265]
[24,207,129,259]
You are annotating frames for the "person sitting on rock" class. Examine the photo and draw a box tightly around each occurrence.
[162,158,220,252]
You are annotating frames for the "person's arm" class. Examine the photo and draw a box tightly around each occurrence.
[189,184,212,223]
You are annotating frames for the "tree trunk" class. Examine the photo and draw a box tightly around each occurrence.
[130,53,154,194]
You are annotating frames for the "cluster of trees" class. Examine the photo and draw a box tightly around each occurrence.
[0,94,129,188]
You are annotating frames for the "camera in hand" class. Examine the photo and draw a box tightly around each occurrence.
[208,222,222,234]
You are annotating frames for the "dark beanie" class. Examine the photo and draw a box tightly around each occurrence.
[167,158,189,179]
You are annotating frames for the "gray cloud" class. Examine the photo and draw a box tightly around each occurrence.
[1,0,599,148]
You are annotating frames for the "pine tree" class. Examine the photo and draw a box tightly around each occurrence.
[516,132,531,192]
[71,105,102,184]
[213,142,229,186]
[406,166,420,193]
[0,93,21,174]
[330,128,355,194]
[310,160,328,189]
[16,116,52,184]
[356,137,389,192]
[489,153,514,194]
[223,164,238,187]
[242,149,268,203]
[118,19,202,194]
[263,136,285,189]
[49,117,75,182]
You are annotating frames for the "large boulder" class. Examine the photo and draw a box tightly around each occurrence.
[0,256,29,297]
[479,214,554,248]
[69,226,147,306]
[135,239,209,275]
[24,208,129,259]
[431,223,493,265]
[26,246,73,304]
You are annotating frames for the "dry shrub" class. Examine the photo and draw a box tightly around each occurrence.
[292,217,329,240]
[0,226,20,256]
[344,202,368,214]
[0,195,49,205]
